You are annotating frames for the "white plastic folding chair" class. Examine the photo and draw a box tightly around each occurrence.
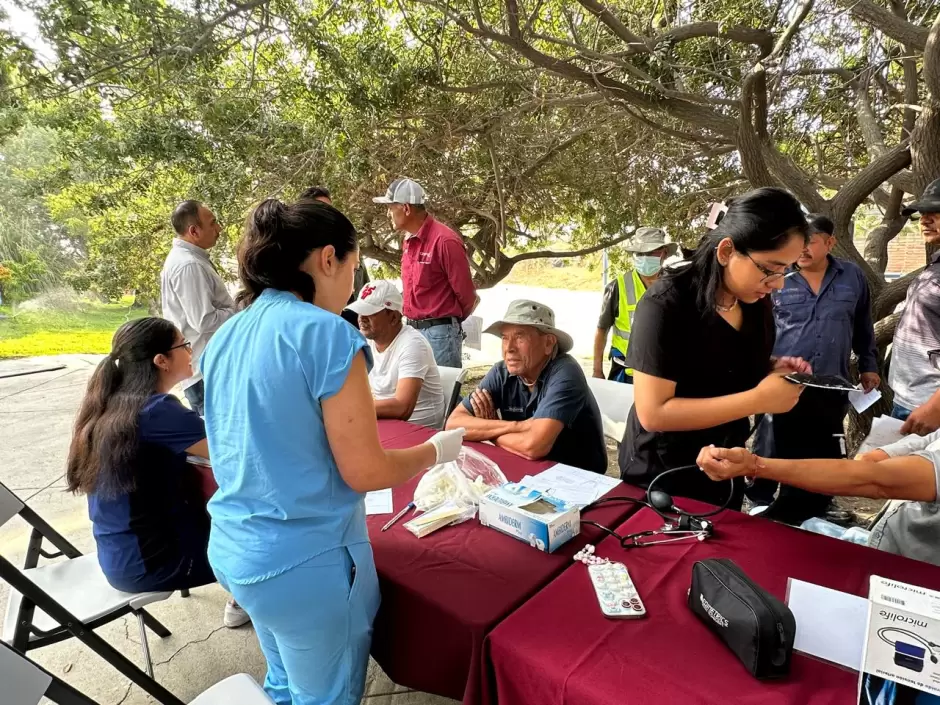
[0,480,184,704]
[2,640,273,705]
[586,376,635,443]
[190,673,275,705]
[437,365,469,430]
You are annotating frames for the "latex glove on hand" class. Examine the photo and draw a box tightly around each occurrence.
[427,428,466,465]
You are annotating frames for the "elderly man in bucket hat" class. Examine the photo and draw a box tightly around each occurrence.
[446,300,607,473]
[594,227,677,383]
[889,177,940,435]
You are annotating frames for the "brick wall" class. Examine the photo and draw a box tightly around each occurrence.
[853,231,927,275]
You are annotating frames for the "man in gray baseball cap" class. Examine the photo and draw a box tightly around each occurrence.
[594,226,677,383]
[446,300,607,473]
[374,177,477,368]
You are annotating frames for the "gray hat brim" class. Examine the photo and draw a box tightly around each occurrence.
[902,197,940,217]
[483,320,574,354]
[372,196,394,204]
[624,241,679,256]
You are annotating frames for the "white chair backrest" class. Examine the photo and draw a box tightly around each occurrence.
[0,643,52,705]
[586,377,634,425]
[0,480,25,529]
[438,366,466,395]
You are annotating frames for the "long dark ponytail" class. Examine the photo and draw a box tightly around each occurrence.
[66,317,178,497]
[670,187,809,313]
[236,198,358,308]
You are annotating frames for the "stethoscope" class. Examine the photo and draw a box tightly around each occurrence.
[582,465,735,548]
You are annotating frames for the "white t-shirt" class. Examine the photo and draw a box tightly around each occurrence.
[369,324,446,427]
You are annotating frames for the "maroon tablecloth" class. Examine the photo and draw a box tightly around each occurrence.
[485,501,940,705]
[369,421,646,704]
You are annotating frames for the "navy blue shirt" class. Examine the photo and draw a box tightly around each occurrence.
[462,354,607,473]
[771,256,878,379]
[88,394,209,592]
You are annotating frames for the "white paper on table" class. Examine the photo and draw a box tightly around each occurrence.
[461,316,483,351]
[365,489,394,515]
[521,464,621,507]
[786,578,869,671]
[857,415,906,454]
[848,388,882,414]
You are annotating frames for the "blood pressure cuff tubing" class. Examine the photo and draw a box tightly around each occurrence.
[688,558,796,680]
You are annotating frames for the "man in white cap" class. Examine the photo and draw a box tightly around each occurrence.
[593,226,677,383]
[374,178,477,368]
[446,300,607,473]
[347,280,446,428]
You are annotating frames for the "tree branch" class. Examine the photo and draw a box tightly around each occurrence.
[768,0,815,61]
[834,0,929,50]
[650,22,774,57]
[832,143,912,222]
[506,231,633,264]
[576,0,647,46]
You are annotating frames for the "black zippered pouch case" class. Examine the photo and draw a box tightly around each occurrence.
[688,558,796,679]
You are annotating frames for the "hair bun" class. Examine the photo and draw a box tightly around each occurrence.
[253,198,286,233]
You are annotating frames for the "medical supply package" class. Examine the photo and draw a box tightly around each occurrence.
[857,576,940,703]
[478,482,580,552]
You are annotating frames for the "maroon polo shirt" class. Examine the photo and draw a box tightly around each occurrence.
[401,216,476,321]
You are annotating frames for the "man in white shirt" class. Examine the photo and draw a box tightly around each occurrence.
[347,281,446,428]
[160,200,236,416]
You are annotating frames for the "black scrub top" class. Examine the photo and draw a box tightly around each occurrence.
[618,270,775,505]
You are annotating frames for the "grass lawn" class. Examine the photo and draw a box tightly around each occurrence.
[0,301,147,359]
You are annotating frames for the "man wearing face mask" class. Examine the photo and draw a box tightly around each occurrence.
[594,227,677,383]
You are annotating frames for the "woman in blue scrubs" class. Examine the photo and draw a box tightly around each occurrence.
[201,198,464,705]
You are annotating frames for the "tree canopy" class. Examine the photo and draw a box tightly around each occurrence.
[0,0,937,323]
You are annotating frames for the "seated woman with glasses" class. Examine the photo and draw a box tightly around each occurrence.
[618,187,813,509]
[66,318,227,603]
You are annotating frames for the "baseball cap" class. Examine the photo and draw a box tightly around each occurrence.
[345,281,403,316]
[372,178,426,205]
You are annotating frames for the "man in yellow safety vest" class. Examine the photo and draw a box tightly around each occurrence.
[593,227,677,383]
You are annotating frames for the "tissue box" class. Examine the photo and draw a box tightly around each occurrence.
[478,482,580,552]
[857,576,940,702]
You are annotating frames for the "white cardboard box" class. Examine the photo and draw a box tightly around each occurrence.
[857,576,940,702]
[478,482,580,553]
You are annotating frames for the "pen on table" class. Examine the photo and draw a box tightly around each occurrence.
[382,501,415,532]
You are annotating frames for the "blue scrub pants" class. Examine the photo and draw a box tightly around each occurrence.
[218,543,380,705]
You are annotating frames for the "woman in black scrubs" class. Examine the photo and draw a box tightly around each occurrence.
[619,187,811,508]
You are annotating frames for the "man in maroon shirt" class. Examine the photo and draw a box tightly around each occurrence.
[374,178,477,368]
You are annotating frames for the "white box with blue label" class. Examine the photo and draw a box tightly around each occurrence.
[477,482,580,552]
[856,576,940,703]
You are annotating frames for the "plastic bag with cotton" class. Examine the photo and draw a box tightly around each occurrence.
[413,446,508,512]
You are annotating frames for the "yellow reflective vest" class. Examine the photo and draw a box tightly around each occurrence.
[610,270,647,376]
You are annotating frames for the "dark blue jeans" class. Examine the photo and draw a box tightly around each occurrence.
[891,402,913,421]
